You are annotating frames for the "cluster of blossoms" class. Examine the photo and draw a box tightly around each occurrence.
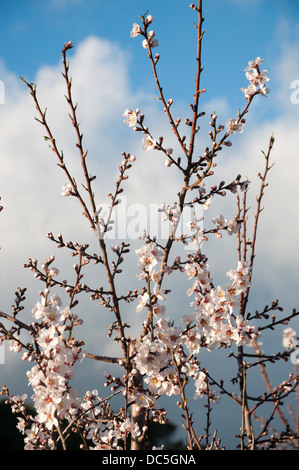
[241,57,270,99]
[130,14,159,50]
[158,202,181,226]
[122,108,158,151]
[5,290,145,449]
[133,218,259,405]
[7,293,84,448]
[212,213,240,239]
[185,256,259,350]
[78,390,141,450]
[134,318,219,402]
[224,57,270,136]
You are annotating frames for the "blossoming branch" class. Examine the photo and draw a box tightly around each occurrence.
[0,1,298,451]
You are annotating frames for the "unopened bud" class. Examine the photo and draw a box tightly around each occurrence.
[64,41,74,51]
[146,14,154,24]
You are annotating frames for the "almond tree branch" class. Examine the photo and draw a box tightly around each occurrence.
[188,1,204,160]
[61,47,99,232]
[140,18,188,157]
[21,48,130,363]
[19,76,95,232]
[240,134,275,317]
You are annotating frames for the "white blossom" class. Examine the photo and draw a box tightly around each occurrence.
[122,108,138,127]
[282,327,297,349]
[226,118,244,135]
[142,135,156,151]
[130,22,141,37]
[61,183,73,196]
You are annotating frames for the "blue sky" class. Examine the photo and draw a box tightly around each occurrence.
[1,0,298,116]
[1,0,299,449]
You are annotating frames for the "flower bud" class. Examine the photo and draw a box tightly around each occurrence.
[146,14,154,24]
[64,41,74,51]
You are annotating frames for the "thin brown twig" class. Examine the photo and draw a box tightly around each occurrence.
[240,134,275,317]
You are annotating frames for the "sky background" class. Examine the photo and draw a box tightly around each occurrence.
[0,0,299,449]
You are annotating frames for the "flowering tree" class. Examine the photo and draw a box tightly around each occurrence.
[1,1,298,451]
